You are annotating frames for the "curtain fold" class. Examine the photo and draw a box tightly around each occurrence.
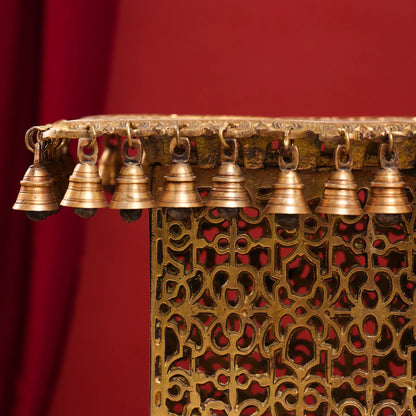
[1,2,118,415]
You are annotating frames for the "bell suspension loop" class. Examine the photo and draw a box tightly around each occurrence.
[13,133,59,221]
[264,131,310,228]
[158,135,204,220]
[316,131,363,216]
[60,131,108,218]
[110,136,155,223]
[206,138,251,219]
[365,131,412,225]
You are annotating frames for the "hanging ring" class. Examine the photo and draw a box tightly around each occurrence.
[221,138,238,163]
[339,129,351,155]
[218,123,230,149]
[77,137,98,163]
[283,127,293,149]
[25,126,49,152]
[334,145,352,171]
[84,122,97,148]
[174,124,181,147]
[169,136,191,163]
[126,122,133,148]
[279,143,299,170]
[122,137,143,164]
[379,141,398,168]
[385,130,394,155]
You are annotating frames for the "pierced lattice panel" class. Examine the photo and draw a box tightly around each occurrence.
[151,171,416,416]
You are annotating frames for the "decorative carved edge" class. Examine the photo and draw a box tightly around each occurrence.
[36,115,416,169]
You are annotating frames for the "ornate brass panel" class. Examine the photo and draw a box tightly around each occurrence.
[151,168,416,416]
[19,115,416,415]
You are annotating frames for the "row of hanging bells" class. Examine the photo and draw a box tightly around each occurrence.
[13,128,412,225]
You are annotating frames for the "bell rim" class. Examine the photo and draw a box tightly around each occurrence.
[60,199,108,208]
[315,205,363,216]
[13,202,59,211]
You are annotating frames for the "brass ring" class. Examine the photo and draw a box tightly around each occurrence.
[339,129,351,154]
[169,136,191,163]
[122,137,142,164]
[25,126,50,152]
[85,122,97,147]
[283,127,293,149]
[77,137,98,163]
[175,124,181,147]
[385,130,394,155]
[221,138,237,163]
[126,122,133,148]
[218,123,230,148]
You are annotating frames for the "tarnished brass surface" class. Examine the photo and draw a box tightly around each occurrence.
[109,138,155,210]
[151,167,416,416]
[38,115,416,169]
[18,115,416,415]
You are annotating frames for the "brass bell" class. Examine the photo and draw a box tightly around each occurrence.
[98,135,122,194]
[316,141,362,216]
[264,142,310,225]
[110,137,155,223]
[206,138,251,218]
[13,142,59,220]
[365,140,411,220]
[61,137,107,218]
[158,136,203,219]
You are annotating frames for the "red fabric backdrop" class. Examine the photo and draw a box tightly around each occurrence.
[2,1,117,415]
[3,1,416,416]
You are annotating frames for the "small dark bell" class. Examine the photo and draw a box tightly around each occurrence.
[217,207,239,219]
[375,213,401,226]
[167,207,191,220]
[74,207,97,218]
[275,214,299,229]
[120,209,142,223]
[26,211,54,221]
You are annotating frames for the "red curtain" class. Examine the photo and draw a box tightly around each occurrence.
[1,2,118,415]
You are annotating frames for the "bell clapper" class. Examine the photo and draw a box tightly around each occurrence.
[74,208,97,218]
[26,211,54,222]
[275,213,299,229]
[217,207,240,219]
[167,207,192,220]
[120,209,143,223]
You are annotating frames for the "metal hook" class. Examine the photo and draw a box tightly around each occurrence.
[122,137,143,165]
[174,124,181,148]
[385,130,394,155]
[25,125,50,152]
[169,137,191,163]
[218,123,230,149]
[283,127,293,149]
[85,122,97,148]
[221,138,238,163]
[126,122,133,148]
[77,137,98,164]
[339,129,351,155]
